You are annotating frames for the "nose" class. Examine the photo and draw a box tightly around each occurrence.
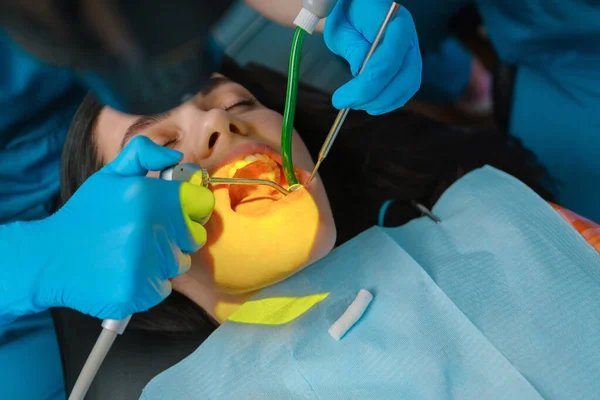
[195,109,248,160]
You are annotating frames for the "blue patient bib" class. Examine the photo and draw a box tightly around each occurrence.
[141,166,600,399]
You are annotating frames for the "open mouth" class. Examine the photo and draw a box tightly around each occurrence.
[214,145,307,215]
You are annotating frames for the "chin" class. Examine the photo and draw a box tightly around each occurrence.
[195,141,336,294]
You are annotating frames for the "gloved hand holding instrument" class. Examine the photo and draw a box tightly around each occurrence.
[56,136,215,399]
[0,135,214,399]
[0,136,214,325]
[68,139,297,399]
[324,0,422,115]
[281,0,418,186]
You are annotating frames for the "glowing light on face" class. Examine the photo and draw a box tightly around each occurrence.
[195,149,323,294]
[94,77,336,322]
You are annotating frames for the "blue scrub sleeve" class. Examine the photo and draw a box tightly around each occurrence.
[0,312,65,400]
[419,36,472,103]
[400,0,473,103]
[0,29,83,400]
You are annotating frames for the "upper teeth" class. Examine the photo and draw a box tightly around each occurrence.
[228,153,271,177]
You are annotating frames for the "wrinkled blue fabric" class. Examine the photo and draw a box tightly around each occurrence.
[402,0,600,221]
[481,0,600,222]
[0,30,84,400]
[0,31,84,223]
[141,166,600,399]
[0,312,66,400]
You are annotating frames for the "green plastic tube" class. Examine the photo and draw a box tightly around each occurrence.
[281,26,306,187]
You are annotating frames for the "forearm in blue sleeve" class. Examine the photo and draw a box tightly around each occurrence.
[400,0,471,52]
[401,0,473,103]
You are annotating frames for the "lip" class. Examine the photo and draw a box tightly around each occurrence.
[215,141,310,185]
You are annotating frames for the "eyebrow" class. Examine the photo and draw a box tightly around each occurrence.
[119,76,234,150]
[120,112,170,150]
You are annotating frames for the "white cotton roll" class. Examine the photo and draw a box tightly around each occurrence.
[328,289,373,341]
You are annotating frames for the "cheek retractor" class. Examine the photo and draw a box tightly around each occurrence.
[160,163,293,196]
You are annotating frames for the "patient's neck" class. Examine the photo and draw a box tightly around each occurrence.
[171,272,257,323]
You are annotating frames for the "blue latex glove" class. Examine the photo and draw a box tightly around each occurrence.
[0,136,214,324]
[324,0,422,115]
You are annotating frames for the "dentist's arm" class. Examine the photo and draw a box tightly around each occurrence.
[244,0,326,31]
[0,137,214,324]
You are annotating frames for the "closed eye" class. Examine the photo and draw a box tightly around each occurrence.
[162,137,179,148]
[222,98,257,111]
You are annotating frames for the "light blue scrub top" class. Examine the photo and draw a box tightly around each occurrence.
[410,0,600,221]
[0,32,85,400]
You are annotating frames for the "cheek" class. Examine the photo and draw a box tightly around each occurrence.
[191,185,332,294]
[248,111,284,146]
[248,110,314,170]
[185,109,336,291]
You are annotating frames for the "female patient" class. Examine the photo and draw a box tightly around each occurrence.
[60,58,600,398]
[60,57,559,329]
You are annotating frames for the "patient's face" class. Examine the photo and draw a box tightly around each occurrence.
[94,75,336,318]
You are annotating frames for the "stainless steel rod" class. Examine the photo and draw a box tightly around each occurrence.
[307,2,400,184]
